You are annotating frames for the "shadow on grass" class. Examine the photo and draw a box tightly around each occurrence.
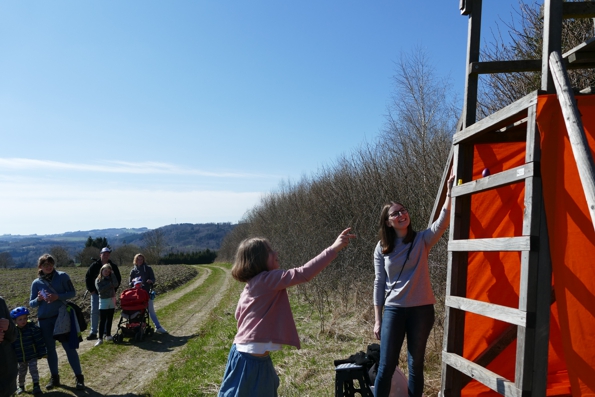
[114,332,202,353]
[43,385,150,397]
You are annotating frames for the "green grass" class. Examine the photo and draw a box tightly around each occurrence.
[146,263,241,397]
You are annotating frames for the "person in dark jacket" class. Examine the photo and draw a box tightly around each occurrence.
[10,306,46,395]
[85,247,121,340]
[0,296,18,397]
[129,253,167,334]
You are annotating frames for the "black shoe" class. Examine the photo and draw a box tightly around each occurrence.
[46,374,60,390]
[75,374,85,390]
[86,333,98,340]
[32,383,43,395]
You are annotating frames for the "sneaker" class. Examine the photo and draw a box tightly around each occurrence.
[86,333,98,341]
[156,327,168,334]
[105,335,113,341]
[16,386,25,395]
[94,339,103,347]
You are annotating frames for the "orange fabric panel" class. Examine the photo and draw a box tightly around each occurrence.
[461,143,526,396]
[538,94,595,396]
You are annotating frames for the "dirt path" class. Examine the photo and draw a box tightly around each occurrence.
[38,264,231,396]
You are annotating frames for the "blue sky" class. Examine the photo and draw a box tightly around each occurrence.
[0,0,522,235]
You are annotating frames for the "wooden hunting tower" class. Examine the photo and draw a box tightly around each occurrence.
[434,0,595,396]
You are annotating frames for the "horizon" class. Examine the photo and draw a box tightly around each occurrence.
[1,0,522,235]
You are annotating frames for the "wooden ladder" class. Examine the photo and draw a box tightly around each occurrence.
[436,1,595,395]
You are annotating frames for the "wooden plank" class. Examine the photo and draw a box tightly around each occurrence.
[429,147,453,227]
[562,1,595,18]
[441,143,474,397]
[454,91,538,144]
[550,51,595,233]
[451,164,534,198]
[442,352,521,397]
[448,236,531,252]
[446,296,527,327]
[525,104,539,164]
[469,60,541,74]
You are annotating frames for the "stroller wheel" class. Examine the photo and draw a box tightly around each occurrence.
[113,334,120,344]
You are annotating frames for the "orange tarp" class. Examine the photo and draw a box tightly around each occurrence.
[458,94,595,396]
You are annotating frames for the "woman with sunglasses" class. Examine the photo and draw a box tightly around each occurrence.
[373,170,454,397]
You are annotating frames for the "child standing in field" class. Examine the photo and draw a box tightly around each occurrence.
[10,307,47,395]
[94,264,118,346]
[218,228,356,397]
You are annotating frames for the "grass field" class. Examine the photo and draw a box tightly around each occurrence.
[0,265,198,320]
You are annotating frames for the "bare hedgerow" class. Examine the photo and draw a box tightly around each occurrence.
[218,47,456,332]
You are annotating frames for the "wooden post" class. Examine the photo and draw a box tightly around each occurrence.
[462,0,482,128]
[541,0,563,92]
[549,51,595,233]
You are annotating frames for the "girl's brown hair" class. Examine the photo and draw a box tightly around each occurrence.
[378,202,416,255]
[37,254,55,277]
[97,264,113,281]
[231,238,271,282]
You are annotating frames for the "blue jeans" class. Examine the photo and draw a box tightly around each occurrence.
[38,317,82,376]
[374,304,434,397]
[90,292,99,334]
[148,299,161,329]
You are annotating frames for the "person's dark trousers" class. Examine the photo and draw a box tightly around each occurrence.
[373,304,435,397]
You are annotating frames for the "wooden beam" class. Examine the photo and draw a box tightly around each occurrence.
[462,0,482,129]
[446,296,527,326]
[448,236,531,252]
[429,147,453,227]
[441,144,474,397]
[562,1,595,18]
[550,51,595,233]
[541,0,563,92]
[442,352,521,397]
[453,91,538,144]
[451,164,535,198]
[469,60,541,74]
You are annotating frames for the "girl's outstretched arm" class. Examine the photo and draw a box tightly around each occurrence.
[330,228,356,253]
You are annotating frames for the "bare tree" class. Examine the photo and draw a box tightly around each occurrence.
[0,252,15,268]
[76,246,100,267]
[112,244,142,269]
[479,0,595,116]
[218,47,456,330]
[142,229,166,265]
[50,246,72,267]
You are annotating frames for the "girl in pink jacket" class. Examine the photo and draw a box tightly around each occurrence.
[218,228,355,397]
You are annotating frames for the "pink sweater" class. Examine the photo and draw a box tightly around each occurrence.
[233,247,338,349]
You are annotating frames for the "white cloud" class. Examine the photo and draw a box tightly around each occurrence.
[0,157,277,178]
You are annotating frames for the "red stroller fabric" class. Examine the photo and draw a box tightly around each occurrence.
[120,288,149,312]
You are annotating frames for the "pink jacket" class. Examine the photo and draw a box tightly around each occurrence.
[233,247,338,349]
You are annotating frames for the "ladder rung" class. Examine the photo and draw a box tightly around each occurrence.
[449,236,531,252]
[453,91,538,144]
[442,352,521,397]
[452,163,535,197]
[446,296,527,327]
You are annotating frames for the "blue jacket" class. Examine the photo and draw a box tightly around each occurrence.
[29,270,76,320]
[12,321,47,362]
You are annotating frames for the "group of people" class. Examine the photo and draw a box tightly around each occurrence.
[0,249,167,396]
[219,170,454,397]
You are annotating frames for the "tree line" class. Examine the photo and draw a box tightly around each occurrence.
[217,2,595,330]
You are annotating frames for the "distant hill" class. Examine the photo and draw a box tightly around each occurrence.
[0,223,235,268]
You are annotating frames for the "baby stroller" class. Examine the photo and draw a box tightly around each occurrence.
[113,286,155,343]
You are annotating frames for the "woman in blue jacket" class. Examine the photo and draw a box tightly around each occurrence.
[29,254,85,391]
